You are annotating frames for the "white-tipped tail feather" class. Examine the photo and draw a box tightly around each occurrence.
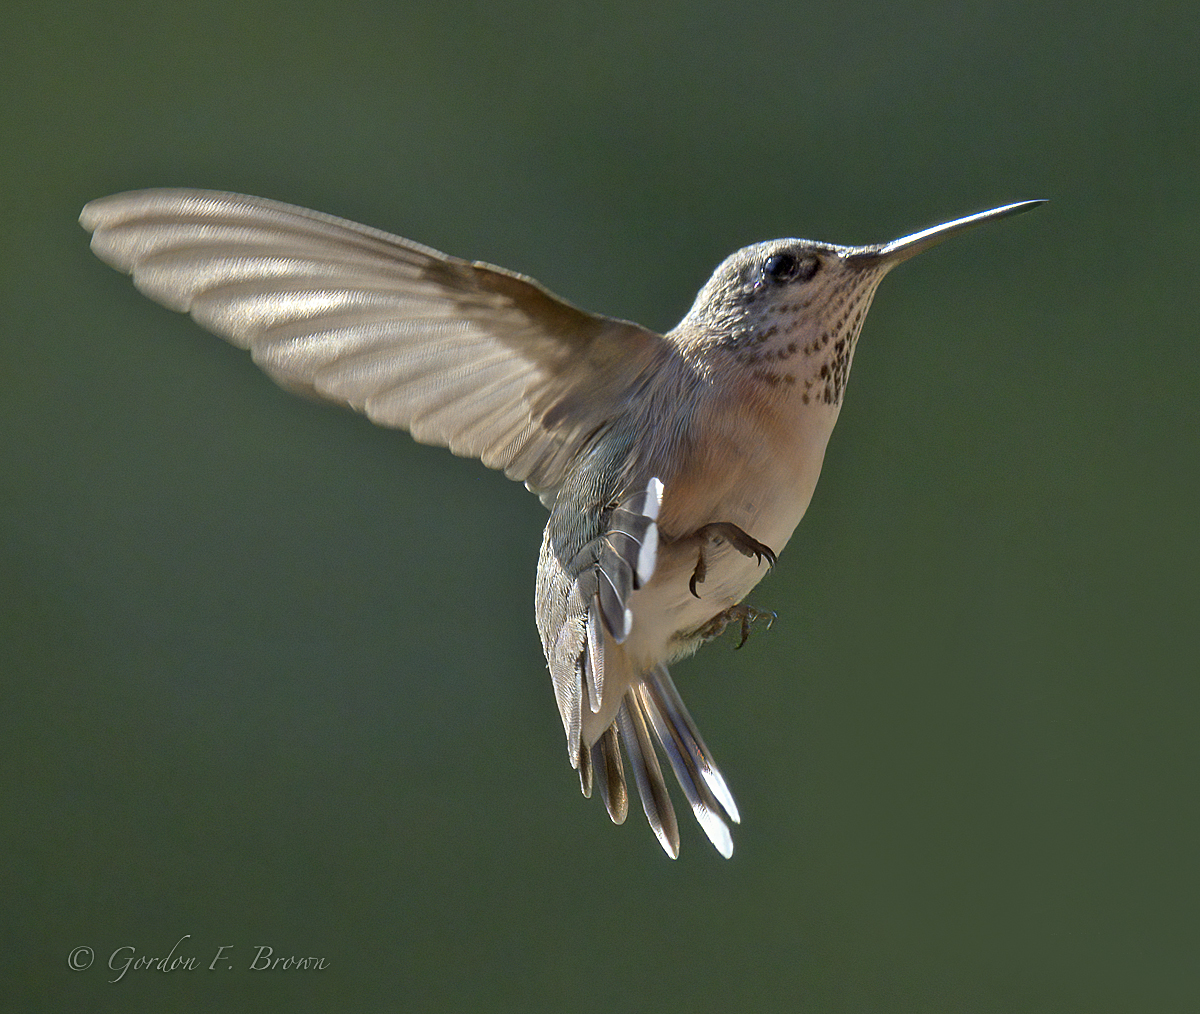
[580,664,739,858]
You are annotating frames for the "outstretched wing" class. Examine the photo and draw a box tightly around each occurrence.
[80,189,667,498]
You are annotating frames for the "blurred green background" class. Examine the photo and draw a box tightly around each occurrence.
[3,1,1197,1010]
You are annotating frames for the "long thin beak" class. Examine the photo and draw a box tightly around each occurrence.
[849,200,1047,269]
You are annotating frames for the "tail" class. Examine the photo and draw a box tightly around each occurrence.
[578,664,740,858]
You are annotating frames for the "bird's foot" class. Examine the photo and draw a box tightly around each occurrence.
[694,603,777,648]
[688,522,777,598]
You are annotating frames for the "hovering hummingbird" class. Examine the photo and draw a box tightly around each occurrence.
[81,190,1043,858]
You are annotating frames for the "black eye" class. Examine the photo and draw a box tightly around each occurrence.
[763,251,818,284]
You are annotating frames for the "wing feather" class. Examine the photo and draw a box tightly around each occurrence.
[81,188,669,496]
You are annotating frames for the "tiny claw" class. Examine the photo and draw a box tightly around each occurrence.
[735,607,777,649]
[689,543,709,598]
[694,522,775,570]
[736,615,751,649]
[689,521,774,599]
[746,540,777,569]
[692,603,777,648]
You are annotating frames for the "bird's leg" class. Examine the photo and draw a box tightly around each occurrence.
[693,604,777,649]
[688,522,777,598]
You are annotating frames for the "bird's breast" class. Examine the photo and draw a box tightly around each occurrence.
[658,389,842,550]
[620,390,844,670]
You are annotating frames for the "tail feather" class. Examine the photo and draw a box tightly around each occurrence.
[616,695,680,859]
[580,665,739,857]
[644,665,741,825]
[637,678,735,858]
[591,724,628,824]
[577,736,593,798]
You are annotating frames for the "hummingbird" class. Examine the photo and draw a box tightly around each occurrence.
[81,189,1043,858]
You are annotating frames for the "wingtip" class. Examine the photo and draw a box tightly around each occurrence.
[78,190,152,232]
